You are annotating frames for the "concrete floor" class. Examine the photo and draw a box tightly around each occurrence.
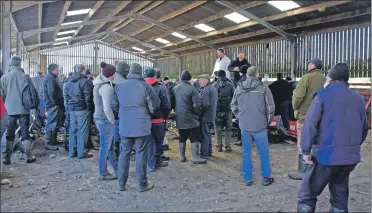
[1,132,371,212]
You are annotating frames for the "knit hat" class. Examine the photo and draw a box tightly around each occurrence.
[180,70,192,81]
[48,63,59,72]
[144,68,156,78]
[100,62,116,78]
[327,63,350,82]
[240,65,249,75]
[116,61,130,78]
[74,64,85,73]
[10,56,21,67]
[247,66,258,77]
[163,76,170,81]
[217,70,226,78]
[198,74,210,79]
[129,63,142,76]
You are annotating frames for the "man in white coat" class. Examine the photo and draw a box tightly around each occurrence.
[212,48,231,81]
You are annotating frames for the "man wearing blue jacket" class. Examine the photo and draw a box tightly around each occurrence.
[297,63,369,213]
[113,63,160,192]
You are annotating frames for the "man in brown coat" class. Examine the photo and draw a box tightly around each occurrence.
[288,58,326,180]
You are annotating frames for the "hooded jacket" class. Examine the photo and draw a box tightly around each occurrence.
[112,63,160,137]
[65,72,93,112]
[172,81,201,129]
[292,69,326,121]
[144,78,171,124]
[44,69,64,110]
[301,82,369,165]
[231,77,275,132]
[93,74,115,123]
[0,65,30,115]
[199,81,218,122]
[213,76,235,112]
[31,74,45,99]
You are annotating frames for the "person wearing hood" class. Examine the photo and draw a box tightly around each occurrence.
[231,66,275,186]
[289,58,326,181]
[172,70,206,164]
[43,63,64,151]
[93,62,118,180]
[31,72,46,121]
[228,52,251,86]
[212,48,231,80]
[65,64,93,159]
[0,56,36,164]
[213,70,235,152]
[198,74,218,159]
[144,68,171,171]
[112,61,130,158]
[296,63,369,213]
[113,63,160,192]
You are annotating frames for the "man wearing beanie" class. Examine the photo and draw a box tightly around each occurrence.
[113,63,160,192]
[289,58,326,181]
[213,70,235,152]
[198,74,218,159]
[231,66,275,186]
[0,56,36,164]
[93,62,118,180]
[172,70,206,164]
[115,61,130,82]
[144,68,171,171]
[43,63,64,151]
[65,64,93,159]
[296,63,369,212]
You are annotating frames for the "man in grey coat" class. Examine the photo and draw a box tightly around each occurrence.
[0,56,36,164]
[231,66,275,186]
[31,72,45,121]
[198,74,218,159]
[172,70,206,164]
[113,63,160,192]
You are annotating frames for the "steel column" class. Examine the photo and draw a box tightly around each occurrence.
[290,39,297,80]
[93,41,99,75]
[1,0,11,73]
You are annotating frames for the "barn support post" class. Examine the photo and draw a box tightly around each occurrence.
[93,40,99,75]
[290,38,297,81]
[16,32,23,56]
[179,57,183,77]
[1,0,12,73]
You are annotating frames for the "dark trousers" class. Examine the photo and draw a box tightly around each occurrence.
[200,122,212,157]
[178,127,201,143]
[147,122,165,169]
[215,111,232,148]
[298,159,357,210]
[117,135,150,191]
[279,100,292,130]
[6,114,30,142]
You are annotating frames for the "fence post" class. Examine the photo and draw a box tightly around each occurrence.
[290,38,298,81]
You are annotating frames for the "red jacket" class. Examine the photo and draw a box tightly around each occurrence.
[0,96,6,119]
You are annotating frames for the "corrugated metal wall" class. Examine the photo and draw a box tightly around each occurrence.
[23,40,154,77]
[157,26,371,79]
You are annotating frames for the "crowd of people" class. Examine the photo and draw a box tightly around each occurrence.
[0,48,369,212]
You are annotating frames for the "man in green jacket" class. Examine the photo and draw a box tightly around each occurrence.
[288,58,326,180]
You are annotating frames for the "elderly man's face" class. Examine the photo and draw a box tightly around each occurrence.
[308,63,315,71]
[199,78,209,87]
[238,53,245,61]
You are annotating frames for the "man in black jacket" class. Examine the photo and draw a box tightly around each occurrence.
[228,52,251,86]
[269,73,292,130]
[65,64,93,158]
[213,70,235,152]
[198,74,218,159]
[144,68,171,171]
[44,64,64,151]
[172,70,206,164]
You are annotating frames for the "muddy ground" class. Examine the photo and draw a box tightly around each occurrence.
[1,132,371,212]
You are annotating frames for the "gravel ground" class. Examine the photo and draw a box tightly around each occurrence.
[1,131,371,212]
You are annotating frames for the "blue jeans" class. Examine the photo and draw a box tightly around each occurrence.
[241,130,272,183]
[117,135,150,191]
[200,122,212,157]
[45,106,63,132]
[39,99,46,120]
[96,119,118,175]
[147,123,165,169]
[69,110,90,158]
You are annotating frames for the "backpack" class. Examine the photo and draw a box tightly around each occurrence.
[22,75,39,110]
[216,81,233,112]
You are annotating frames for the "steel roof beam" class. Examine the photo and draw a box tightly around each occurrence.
[53,1,72,41]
